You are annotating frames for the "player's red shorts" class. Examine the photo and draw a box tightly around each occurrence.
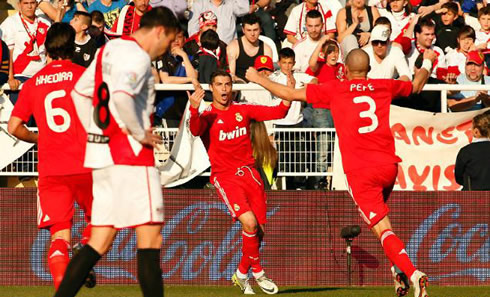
[345,164,397,229]
[37,173,93,233]
[211,166,267,225]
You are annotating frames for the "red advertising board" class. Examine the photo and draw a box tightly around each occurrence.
[0,189,488,286]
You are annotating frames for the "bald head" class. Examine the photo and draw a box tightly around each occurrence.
[345,49,370,79]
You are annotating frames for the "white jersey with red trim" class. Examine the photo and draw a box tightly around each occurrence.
[0,13,50,77]
[475,30,490,50]
[73,37,155,169]
[379,9,414,42]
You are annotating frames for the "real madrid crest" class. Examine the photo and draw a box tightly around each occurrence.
[234,204,240,211]
[235,113,243,122]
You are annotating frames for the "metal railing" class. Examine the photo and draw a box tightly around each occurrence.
[0,128,337,179]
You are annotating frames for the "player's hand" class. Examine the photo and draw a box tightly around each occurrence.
[423,49,437,63]
[139,129,162,148]
[357,32,370,47]
[245,67,260,83]
[8,78,20,91]
[187,88,205,109]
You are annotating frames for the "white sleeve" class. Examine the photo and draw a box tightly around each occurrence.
[393,47,412,80]
[112,55,149,97]
[72,59,96,130]
[112,91,145,141]
[284,6,299,35]
[0,17,15,49]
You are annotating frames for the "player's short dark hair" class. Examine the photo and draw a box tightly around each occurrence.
[279,47,295,60]
[478,6,490,19]
[139,7,179,32]
[242,13,261,27]
[210,70,232,84]
[45,22,75,60]
[414,17,435,34]
[473,111,490,137]
[457,25,476,41]
[441,1,459,16]
[305,10,323,22]
[201,29,219,51]
[74,11,92,26]
[90,10,104,25]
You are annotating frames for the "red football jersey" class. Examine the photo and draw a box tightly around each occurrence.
[11,60,89,177]
[306,79,412,173]
[189,101,290,176]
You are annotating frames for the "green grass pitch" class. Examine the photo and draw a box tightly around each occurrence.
[1,285,489,297]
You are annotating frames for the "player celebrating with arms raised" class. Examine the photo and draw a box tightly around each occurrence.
[8,23,94,291]
[187,70,290,295]
[53,7,179,297]
[246,49,437,297]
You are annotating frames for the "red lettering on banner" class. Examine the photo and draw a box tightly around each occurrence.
[436,127,458,144]
[432,165,441,190]
[456,121,473,143]
[412,126,434,145]
[392,123,410,144]
[408,165,430,190]
[395,164,407,189]
[443,165,460,191]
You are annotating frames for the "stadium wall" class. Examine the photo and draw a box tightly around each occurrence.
[0,189,488,286]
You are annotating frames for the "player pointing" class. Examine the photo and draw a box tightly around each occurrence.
[187,70,290,295]
[246,49,437,297]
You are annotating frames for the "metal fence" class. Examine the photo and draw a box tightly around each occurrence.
[0,128,337,180]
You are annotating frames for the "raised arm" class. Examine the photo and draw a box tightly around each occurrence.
[187,88,209,136]
[309,35,329,72]
[245,67,307,102]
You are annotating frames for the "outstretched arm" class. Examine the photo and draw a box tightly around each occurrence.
[412,50,437,94]
[245,67,307,102]
[187,88,208,136]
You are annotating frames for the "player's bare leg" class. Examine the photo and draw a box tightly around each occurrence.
[135,225,164,297]
[48,228,71,290]
[372,216,429,297]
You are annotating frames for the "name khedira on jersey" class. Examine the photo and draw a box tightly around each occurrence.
[35,71,73,86]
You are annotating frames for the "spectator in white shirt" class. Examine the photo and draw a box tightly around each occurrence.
[293,9,325,72]
[283,0,341,46]
[363,24,411,80]
[446,25,477,79]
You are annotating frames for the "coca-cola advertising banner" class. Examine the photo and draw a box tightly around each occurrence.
[0,189,488,286]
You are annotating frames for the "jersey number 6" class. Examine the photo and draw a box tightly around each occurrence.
[45,90,71,133]
[353,96,379,134]
[94,82,110,129]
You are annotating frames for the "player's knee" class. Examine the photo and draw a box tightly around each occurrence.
[241,219,258,233]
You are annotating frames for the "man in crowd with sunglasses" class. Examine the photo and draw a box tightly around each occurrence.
[363,24,412,81]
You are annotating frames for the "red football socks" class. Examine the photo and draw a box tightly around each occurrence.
[380,229,416,278]
[48,238,70,290]
[238,229,263,276]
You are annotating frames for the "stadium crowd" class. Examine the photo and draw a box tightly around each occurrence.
[1,0,489,189]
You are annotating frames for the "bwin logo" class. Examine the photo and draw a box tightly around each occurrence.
[219,126,247,141]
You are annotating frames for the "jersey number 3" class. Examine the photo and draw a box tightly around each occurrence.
[45,90,71,133]
[353,96,378,134]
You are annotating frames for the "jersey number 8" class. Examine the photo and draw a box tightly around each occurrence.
[94,82,111,129]
[353,96,379,134]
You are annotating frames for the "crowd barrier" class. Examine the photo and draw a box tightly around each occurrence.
[0,189,488,286]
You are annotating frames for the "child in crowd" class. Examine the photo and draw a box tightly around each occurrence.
[475,6,490,72]
[70,11,98,68]
[197,29,221,84]
[445,25,477,77]
[455,110,490,190]
[307,36,345,83]
[434,1,465,53]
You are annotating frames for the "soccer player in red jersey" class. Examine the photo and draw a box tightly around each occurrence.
[187,70,290,295]
[246,49,437,297]
[7,23,94,290]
